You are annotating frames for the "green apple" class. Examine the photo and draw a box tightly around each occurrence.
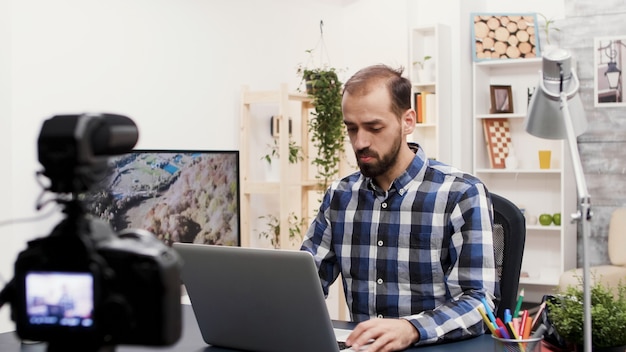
[539,213,553,226]
[552,213,561,226]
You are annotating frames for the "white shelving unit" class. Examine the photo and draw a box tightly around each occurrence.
[408,24,451,164]
[471,58,577,302]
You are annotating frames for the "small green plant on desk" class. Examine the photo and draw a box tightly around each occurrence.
[547,279,626,349]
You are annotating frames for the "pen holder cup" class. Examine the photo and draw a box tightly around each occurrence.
[492,335,543,352]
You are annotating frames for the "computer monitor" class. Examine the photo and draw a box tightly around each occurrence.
[83,149,240,247]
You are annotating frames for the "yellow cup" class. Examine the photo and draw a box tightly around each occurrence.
[538,150,551,169]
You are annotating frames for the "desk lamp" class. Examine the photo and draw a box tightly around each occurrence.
[524,48,591,352]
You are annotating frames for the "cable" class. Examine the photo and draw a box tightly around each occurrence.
[0,278,15,311]
[0,205,60,229]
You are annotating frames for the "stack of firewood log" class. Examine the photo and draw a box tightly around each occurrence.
[474,15,537,60]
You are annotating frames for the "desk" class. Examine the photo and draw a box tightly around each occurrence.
[0,304,496,351]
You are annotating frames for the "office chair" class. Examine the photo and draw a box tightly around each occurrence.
[490,193,526,320]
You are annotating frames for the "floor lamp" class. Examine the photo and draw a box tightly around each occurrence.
[524,48,591,352]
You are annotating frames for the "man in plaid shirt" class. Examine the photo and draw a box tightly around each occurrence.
[301,65,496,352]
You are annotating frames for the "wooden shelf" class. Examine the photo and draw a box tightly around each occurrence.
[239,84,351,320]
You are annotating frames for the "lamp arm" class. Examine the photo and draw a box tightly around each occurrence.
[559,92,590,203]
[560,92,593,352]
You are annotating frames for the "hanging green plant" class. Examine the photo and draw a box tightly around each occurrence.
[302,67,344,191]
[296,21,346,192]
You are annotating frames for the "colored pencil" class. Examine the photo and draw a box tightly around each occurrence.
[531,302,546,330]
[513,288,525,318]
[478,306,497,335]
[519,309,529,336]
[522,314,533,339]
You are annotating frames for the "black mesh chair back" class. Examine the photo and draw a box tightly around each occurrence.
[491,193,526,320]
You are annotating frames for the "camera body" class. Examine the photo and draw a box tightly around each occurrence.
[5,113,182,349]
[13,215,182,347]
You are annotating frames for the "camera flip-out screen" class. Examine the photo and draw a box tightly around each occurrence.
[25,271,94,329]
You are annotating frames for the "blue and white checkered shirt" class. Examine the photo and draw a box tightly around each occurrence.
[301,144,496,345]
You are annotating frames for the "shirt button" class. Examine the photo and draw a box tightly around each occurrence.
[377,278,383,284]
[377,240,383,246]
[399,189,405,195]
[381,203,387,209]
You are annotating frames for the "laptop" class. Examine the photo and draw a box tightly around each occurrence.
[173,243,362,352]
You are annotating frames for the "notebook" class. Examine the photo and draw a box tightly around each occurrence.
[173,243,361,352]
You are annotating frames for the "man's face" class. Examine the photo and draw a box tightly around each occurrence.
[342,84,404,178]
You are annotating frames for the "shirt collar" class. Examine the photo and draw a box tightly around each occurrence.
[365,143,427,193]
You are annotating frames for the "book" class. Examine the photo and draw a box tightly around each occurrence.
[425,92,437,123]
[420,91,430,123]
[415,92,423,123]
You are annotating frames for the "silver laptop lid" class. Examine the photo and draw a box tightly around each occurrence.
[173,243,341,352]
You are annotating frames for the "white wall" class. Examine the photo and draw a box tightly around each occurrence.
[0,0,567,334]
[0,0,13,336]
[0,0,345,333]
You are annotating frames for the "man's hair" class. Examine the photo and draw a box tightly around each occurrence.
[343,64,412,118]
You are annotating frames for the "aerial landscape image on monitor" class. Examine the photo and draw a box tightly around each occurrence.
[83,150,240,246]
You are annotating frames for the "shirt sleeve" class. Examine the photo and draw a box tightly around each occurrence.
[405,182,497,345]
[300,187,341,298]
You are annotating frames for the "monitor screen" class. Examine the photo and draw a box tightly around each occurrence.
[83,150,240,247]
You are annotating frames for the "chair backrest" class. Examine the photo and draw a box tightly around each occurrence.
[609,207,626,266]
[490,193,526,320]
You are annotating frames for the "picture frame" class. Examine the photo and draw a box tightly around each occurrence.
[594,36,626,107]
[490,85,514,113]
[471,13,541,62]
[83,150,241,247]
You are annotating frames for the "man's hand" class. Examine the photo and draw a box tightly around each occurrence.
[345,318,419,352]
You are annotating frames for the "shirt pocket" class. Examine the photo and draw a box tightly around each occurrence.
[398,233,444,287]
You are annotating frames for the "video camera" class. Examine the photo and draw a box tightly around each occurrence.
[0,113,182,351]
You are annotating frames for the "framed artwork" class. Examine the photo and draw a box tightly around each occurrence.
[490,85,514,113]
[594,36,626,107]
[482,118,511,169]
[471,13,541,62]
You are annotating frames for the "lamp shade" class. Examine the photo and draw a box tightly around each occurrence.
[525,49,588,140]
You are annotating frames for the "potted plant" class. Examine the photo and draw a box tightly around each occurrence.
[546,279,626,351]
[412,55,432,82]
[538,13,561,50]
[261,137,304,166]
[297,49,345,192]
[256,212,304,249]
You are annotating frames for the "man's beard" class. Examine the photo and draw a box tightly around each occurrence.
[355,135,403,178]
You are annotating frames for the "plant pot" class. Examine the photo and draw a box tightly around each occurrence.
[593,346,626,352]
[414,69,426,82]
[575,344,626,352]
[304,70,339,95]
